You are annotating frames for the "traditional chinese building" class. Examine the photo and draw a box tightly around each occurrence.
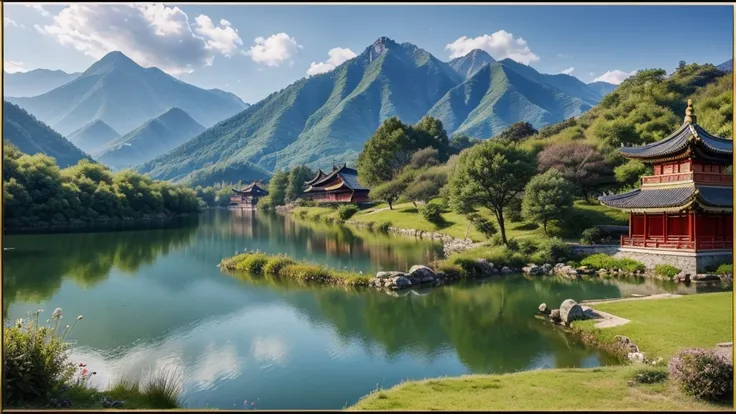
[598,100,732,274]
[230,182,269,209]
[301,164,370,204]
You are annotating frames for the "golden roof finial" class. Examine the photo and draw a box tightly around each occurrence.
[684,99,697,124]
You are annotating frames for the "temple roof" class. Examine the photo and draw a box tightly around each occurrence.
[618,100,732,163]
[304,169,326,185]
[305,164,368,192]
[598,185,732,212]
[232,182,269,195]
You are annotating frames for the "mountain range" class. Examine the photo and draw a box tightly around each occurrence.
[67,120,120,154]
[717,58,733,73]
[3,101,89,168]
[95,107,207,170]
[139,37,617,185]
[6,52,249,136]
[4,69,81,98]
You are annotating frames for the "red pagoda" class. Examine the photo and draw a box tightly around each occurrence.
[598,100,732,273]
[230,182,269,209]
[301,164,370,204]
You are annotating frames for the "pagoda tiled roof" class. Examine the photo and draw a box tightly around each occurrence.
[598,185,732,212]
[304,169,326,185]
[619,122,732,162]
[232,182,269,195]
[306,164,368,192]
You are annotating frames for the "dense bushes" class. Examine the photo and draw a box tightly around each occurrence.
[668,348,733,402]
[337,204,360,220]
[580,254,646,273]
[715,263,733,275]
[655,264,681,279]
[421,203,444,225]
[580,227,613,245]
[3,142,200,228]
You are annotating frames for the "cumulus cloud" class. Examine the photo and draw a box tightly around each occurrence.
[4,17,25,29]
[446,30,539,64]
[561,67,575,75]
[34,4,244,74]
[4,60,26,73]
[25,5,50,17]
[306,47,356,76]
[245,33,302,67]
[593,69,637,85]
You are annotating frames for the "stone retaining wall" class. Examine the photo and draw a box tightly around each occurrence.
[615,248,732,275]
[570,244,621,256]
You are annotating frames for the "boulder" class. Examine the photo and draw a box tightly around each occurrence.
[542,263,553,274]
[615,335,631,345]
[420,276,435,284]
[392,276,412,288]
[376,271,406,279]
[559,299,586,324]
[550,309,561,322]
[501,266,512,274]
[538,303,550,314]
[628,352,646,363]
[523,264,543,276]
[408,265,436,279]
[475,259,495,274]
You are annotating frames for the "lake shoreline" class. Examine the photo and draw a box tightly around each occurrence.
[3,212,200,235]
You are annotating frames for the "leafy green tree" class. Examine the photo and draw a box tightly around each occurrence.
[369,172,415,210]
[402,167,448,206]
[537,142,617,202]
[522,169,575,236]
[413,116,450,158]
[409,147,440,169]
[267,170,290,206]
[448,140,536,245]
[285,165,314,202]
[448,134,478,155]
[496,122,538,145]
[614,159,649,189]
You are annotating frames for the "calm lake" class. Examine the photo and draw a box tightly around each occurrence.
[1,209,712,410]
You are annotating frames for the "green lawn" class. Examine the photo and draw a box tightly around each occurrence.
[350,365,728,411]
[293,199,627,243]
[351,292,733,411]
[576,292,733,359]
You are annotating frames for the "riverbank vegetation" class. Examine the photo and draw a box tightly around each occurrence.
[3,141,201,229]
[3,308,182,409]
[351,292,733,411]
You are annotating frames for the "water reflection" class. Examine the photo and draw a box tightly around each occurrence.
[2,210,727,409]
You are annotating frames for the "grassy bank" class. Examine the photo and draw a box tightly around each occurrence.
[220,252,373,287]
[291,199,626,243]
[351,292,733,411]
[576,292,733,360]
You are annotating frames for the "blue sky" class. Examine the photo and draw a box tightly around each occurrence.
[4,4,733,103]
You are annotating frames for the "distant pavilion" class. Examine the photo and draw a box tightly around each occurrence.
[301,164,370,204]
[598,100,732,273]
[230,182,269,209]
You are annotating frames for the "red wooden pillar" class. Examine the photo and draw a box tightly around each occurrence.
[663,213,668,243]
[643,213,648,240]
[628,213,632,237]
[688,211,694,241]
[693,211,698,250]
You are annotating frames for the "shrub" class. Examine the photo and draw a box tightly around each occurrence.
[234,253,269,274]
[295,198,316,207]
[580,253,645,273]
[263,256,296,275]
[3,309,79,405]
[654,264,681,279]
[377,221,392,233]
[632,367,668,385]
[580,227,612,245]
[669,348,733,402]
[365,221,375,231]
[489,233,505,247]
[324,216,336,224]
[436,263,468,279]
[297,210,308,219]
[337,205,359,220]
[516,239,539,256]
[421,203,444,225]
[534,237,571,264]
[716,263,733,275]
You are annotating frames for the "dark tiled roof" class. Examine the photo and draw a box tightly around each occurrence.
[305,169,326,185]
[233,182,269,195]
[599,185,732,210]
[308,164,369,191]
[619,122,732,160]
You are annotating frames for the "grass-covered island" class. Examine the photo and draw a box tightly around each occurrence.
[350,292,733,411]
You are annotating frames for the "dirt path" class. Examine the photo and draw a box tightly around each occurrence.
[362,206,394,216]
[581,293,682,306]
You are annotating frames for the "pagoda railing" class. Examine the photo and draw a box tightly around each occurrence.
[641,172,732,186]
[621,235,732,250]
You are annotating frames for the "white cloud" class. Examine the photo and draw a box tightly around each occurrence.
[34,4,245,75]
[561,67,575,75]
[306,47,356,76]
[4,17,25,29]
[4,60,26,73]
[593,69,637,85]
[245,33,302,67]
[446,30,539,65]
[25,5,50,17]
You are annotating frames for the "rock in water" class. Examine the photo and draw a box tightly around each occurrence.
[538,303,550,314]
[392,276,412,288]
[376,271,406,279]
[408,265,435,279]
[559,299,586,324]
[550,309,561,322]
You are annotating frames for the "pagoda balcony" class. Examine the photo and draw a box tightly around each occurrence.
[621,235,732,250]
[641,172,732,187]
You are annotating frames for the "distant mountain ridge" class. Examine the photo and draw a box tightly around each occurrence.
[586,81,618,98]
[717,58,733,73]
[6,51,249,136]
[139,37,612,185]
[67,120,120,154]
[3,101,89,167]
[95,107,207,170]
[3,69,81,98]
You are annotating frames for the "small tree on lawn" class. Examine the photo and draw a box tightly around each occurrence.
[369,172,414,210]
[448,140,536,245]
[522,169,575,236]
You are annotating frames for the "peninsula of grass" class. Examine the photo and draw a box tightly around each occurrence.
[220,252,373,287]
[291,199,627,243]
[350,292,733,411]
